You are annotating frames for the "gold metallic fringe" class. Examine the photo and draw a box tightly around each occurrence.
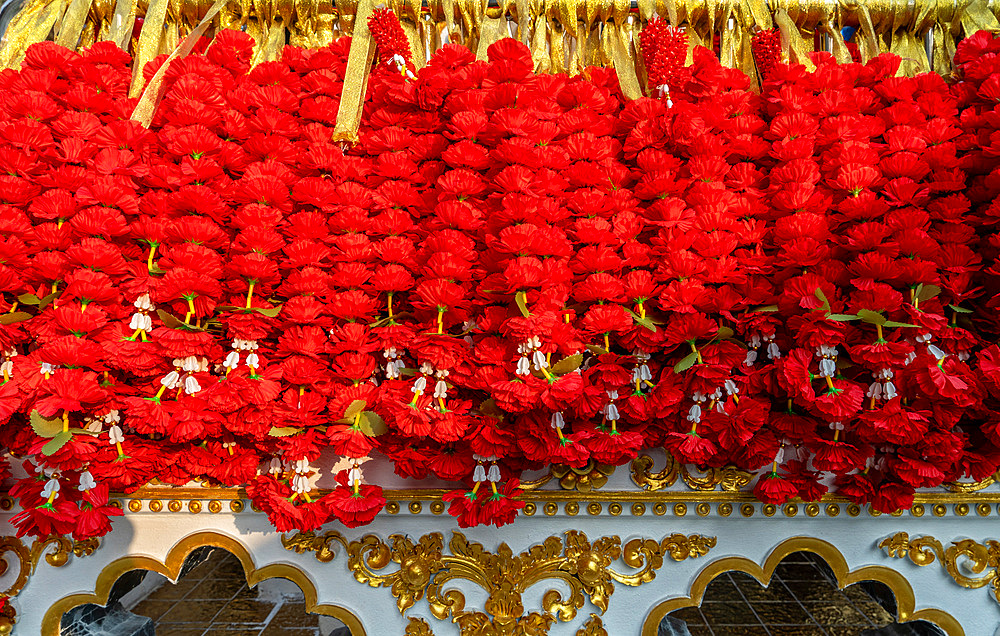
[1,0,998,134]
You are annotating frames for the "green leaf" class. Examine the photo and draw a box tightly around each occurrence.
[624,308,657,333]
[856,309,886,325]
[514,293,531,318]
[42,430,72,455]
[37,291,59,310]
[268,426,301,437]
[156,310,186,329]
[916,284,941,302]
[344,400,367,420]
[254,305,282,317]
[883,320,919,328]
[0,312,32,325]
[17,293,40,305]
[673,351,699,373]
[949,304,973,314]
[753,305,779,312]
[550,354,583,375]
[827,314,860,322]
[69,428,100,436]
[716,326,734,341]
[30,410,63,438]
[358,411,387,436]
[586,344,609,356]
[814,288,831,313]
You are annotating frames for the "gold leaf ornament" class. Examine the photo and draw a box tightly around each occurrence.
[283,529,716,634]
[881,532,1000,604]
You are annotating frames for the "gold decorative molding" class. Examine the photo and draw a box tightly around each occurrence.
[944,472,1000,493]
[630,454,753,492]
[41,532,366,636]
[406,617,435,635]
[521,462,617,492]
[0,535,100,634]
[881,532,1000,605]
[644,536,964,636]
[283,529,715,635]
[575,614,607,636]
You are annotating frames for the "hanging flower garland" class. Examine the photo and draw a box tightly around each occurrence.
[2,17,1000,538]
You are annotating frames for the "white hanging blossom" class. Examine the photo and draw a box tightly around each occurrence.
[687,392,707,424]
[761,333,780,360]
[867,369,897,401]
[816,345,838,378]
[383,347,403,380]
[745,334,761,366]
[603,390,620,421]
[78,470,97,491]
[551,412,565,430]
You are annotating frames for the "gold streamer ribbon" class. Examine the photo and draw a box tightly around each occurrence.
[104,0,139,48]
[1,0,66,69]
[129,0,171,96]
[774,7,816,70]
[333,0,375,144]
[130,0,225,126]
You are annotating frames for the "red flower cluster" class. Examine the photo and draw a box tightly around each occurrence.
[3,29,1000,536]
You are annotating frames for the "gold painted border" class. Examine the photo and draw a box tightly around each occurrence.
[114,487,1000,504]
[641,536,964,636]
[40,531,367,636]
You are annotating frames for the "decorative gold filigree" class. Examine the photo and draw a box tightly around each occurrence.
[880,532,1000,604]
[943,471,1000,493]
[0,534,99,634]
[406,617,435,635]
[576,614,607,636]
[630,453,752,492]
[29,535,100,572]
[630,454,678,490]
[519,462,616,492]
[282,529,716,636]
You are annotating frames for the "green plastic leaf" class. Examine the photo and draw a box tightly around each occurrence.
[716,326,734,341]
[344,400,367,420]
[883,321,919,328]
[514,293,531,318]
[827,314,860,322]
[753,305,779,312]
[673,351,699,373]
[37,291,58,310]
[69,428,100,436]
[949,304,973,314]
[916,284,941,302]
[42,430,72,455]
[624,308,657,333]
[156,310,186,329]
[17,294,40,305]
[586,344,609,356]
[268,426,301,437]
[0,312,32,325]
[856,309,886,325]
[358,411,387,436]
[814,288,831,312]
[550,354,583,375]
[254,306,282,317]
[30,410,63,438]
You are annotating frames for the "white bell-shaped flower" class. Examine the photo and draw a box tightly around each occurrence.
[78,470,97,491]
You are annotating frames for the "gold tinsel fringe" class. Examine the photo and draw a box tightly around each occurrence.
[0,0,998,138]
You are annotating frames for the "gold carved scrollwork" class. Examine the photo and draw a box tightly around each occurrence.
[283,529,716,635]
[943,470,1000,493]
[880,532,1000,604]
[0,535,99,634]
[519,461,616,492]
[575,614,607,636]
[630,453,752,492]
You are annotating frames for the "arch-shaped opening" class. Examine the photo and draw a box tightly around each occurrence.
[643,537,963,636]
[43,531,365,636]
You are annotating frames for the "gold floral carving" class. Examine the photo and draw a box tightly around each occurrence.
[881,532,1000,603]
[630,454,752,492]
[943,471,1000,493]
[575,614,607,636]
[0,535,99,634]
[282,529,716,636]
[406,617,435,635]
[518,462,616,492]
